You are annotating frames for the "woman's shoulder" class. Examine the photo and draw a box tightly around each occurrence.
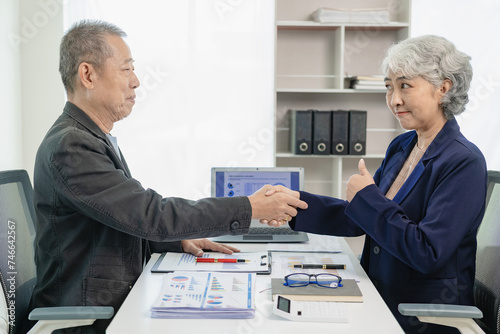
[454,133,484,157]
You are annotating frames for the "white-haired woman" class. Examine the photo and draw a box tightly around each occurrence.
[266,35,487,334]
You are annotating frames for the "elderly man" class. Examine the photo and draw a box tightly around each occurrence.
[26,20,307,333]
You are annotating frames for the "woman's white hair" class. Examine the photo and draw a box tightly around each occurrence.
[381,35,472,119]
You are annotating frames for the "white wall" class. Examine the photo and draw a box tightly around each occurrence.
[3,1,275,202]
[1,0,23,171]
[19,0,65,178]
[64,1,275,199]
[1,0,65,177]
[411,0,500,170]
[7,1,498,184]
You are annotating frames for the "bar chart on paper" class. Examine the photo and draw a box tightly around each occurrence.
[151,271,256,319]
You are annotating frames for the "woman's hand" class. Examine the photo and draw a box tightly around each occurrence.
[346,159,375,202]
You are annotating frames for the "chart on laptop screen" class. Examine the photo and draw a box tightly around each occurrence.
[215,170,300,198]
[210,167,308,243]
[224,171,290,196]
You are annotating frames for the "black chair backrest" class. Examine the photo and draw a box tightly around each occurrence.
[474,170,500,334]
[0,170,37,334]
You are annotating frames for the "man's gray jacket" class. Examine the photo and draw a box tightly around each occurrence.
[28,102,252,333]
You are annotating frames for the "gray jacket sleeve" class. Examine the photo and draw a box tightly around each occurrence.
[45,128,252,242]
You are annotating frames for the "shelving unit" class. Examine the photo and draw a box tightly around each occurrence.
[274,0,411,198]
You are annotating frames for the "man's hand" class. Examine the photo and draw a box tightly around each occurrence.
[346,159,375,202]
[263,185,299,198]
[248,184,307,225]
[181,239,240,257]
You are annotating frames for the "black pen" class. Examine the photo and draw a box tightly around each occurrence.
[293,264,346,270]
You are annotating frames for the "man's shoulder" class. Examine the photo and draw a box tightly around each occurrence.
[37,114,105,164]
[42,114,94,145]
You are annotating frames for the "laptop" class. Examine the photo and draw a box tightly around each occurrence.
[209,167,309,243]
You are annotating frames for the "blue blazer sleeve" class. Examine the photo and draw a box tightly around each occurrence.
[291,119,487,275]
[347,149,486,274]
[290,191,365,237]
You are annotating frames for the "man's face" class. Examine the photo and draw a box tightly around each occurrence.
[92,35,140,124]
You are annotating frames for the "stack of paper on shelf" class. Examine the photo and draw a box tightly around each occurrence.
[312,8,390,24]
[272,278,363,302]
[348,75,386,90]
[151,271,256,319]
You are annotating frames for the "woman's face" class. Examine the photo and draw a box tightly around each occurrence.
[384,74,449,133]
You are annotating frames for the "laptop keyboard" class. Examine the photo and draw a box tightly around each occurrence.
[248,227,300,235]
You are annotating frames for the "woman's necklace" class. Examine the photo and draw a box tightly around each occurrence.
[403,141,427,181]
[385,139,430,200]
[408,143,424,170]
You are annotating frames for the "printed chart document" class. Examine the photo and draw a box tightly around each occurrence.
[151,251,271,274]
[150,271,256,319]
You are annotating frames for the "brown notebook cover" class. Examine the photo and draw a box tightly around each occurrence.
[271,278,363,302]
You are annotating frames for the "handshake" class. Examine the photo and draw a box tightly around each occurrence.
[248,185,308,227]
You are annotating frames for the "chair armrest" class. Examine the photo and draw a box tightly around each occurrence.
[29,306,114,320]
[398,303,483,319]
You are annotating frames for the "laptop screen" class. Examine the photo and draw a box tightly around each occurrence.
[211,167,304,198]
[209,167,309,242]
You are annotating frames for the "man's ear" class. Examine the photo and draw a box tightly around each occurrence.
[77,62,96,90]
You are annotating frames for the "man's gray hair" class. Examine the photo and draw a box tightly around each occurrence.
[59,20,126,94]
[381,35,473,119]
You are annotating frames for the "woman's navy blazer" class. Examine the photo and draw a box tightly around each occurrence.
[290,118,487,332]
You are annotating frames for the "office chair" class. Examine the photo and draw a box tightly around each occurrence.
[0,276,7,334]
[0,170,113,334]
[399,170,500,334]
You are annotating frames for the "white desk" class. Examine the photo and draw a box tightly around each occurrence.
[106,237,404,333]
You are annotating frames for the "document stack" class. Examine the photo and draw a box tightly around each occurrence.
[349,75,386,90]
[151,271,256,319]
[312,8,390,24]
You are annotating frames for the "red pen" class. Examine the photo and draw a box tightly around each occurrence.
[195,258,249,263]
